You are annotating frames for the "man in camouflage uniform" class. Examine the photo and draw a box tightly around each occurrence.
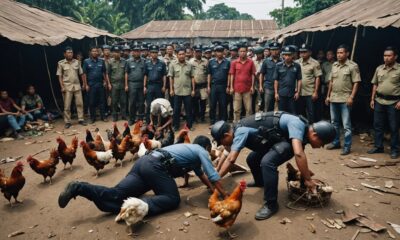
[108,46,127,122]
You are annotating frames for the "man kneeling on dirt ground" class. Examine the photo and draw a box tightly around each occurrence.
[58,136,227,217]
[211,111,336,220]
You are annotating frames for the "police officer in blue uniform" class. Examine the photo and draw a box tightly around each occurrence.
[58,136,227,217]
[211,112,335,220]
[82,46,110,123]
[208,45,231,125]
[259,42,282,111]
[144,45,167,123]
[273,46,302,114]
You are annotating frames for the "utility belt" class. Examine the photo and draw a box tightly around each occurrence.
[149,149,187,178]
[376,92,400,101]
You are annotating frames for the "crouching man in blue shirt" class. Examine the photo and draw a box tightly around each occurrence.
[211,111,336,220]
[58,136,227,217]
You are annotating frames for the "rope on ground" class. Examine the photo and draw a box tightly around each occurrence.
[43,46,63,115]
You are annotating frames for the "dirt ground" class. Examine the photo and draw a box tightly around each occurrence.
[0,119,399,240]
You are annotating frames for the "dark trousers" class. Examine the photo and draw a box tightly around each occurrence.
[246,141,294,203]
[111,87,127,120]
[129,86,145,122]
[192,96,206,122]
[173,95,193,129]
[278,96,296,114]
[73,155,180,216]
[210,84,227,124]
[227,94,234,120]
[146,85,163,123]
[297,96,315,123]
[373,101,400,153]
[252,90,264,113]
[88,86,106,121]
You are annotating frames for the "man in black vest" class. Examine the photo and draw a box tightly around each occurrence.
[211,111,335,220]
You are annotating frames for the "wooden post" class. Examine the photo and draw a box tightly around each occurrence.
[351,26,359,60]
[305,32,309,44]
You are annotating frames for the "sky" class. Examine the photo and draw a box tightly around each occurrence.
[203,0,296,19]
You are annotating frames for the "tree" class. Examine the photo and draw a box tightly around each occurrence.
[269,0,341,27]
[199,3,254,20]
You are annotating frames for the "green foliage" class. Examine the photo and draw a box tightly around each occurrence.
[270,0,341,27]
[196,3,254,20]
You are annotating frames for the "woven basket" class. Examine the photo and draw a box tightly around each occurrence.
[286,179,332,207]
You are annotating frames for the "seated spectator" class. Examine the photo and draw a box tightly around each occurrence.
[21,85,52,121]
[0,90,29,139]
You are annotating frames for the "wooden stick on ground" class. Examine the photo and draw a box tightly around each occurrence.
[361,183,400,196]
[31,148,50,157]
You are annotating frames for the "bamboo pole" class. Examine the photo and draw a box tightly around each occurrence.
[351,26,359,60]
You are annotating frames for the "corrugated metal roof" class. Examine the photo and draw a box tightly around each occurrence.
[122,20,277,40]
[263,0,400,42]
[0,0,118,46]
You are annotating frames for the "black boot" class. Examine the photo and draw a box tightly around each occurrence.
[255,202,279,220]
[58,181,80,208]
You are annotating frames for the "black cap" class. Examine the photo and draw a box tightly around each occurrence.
[230,45,239,51]
[131,43,141,51]
[193,44,202,52]
[214,45,224,52]
[141,43,149,50]
[204,46,212,53]
[102,44,111,50]
[160,44,167,50]
[299,43,311,52]
[211,121,231,145]
[149,45,159,52]
[212,40,222,46]
[111,45,121,52]
[253,46,264,54]
[281,45,295,55]
[122,45,130,51]
[311,121,336,144]
[269,42,280,50]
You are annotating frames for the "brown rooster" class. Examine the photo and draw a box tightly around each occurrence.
[86,129,106,151]
[174,124,190,144]
[110,135,131,167]
[81,141,113,177]
[129,120,144,156]
[57,136,78,170]
[27,149,59,184]
[0,162,26,206]
[209,180,247,239]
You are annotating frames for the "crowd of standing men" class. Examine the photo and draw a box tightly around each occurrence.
[55,40,399,159]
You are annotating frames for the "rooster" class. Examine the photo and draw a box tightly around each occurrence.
[86,129,106,151]
[80,141,113,177]
[209,180,247,239]
[175,124,190,144]
[57,136,78,170]
[143,136,162,151]
[0,162,26,206]
[115,197,149,236]
[27,149,59,184]
[122,122,131,137]
[110,135,131,167]
[159,128,175,147]
[129,120,144,156]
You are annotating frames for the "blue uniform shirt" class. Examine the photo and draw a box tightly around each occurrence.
[273,62,302,97]
[161,144,220,182]
[208,58,230,85]
[260,57,282,90]
[144,59,167,85]
[231,113,306,152]
[83,58,106,87]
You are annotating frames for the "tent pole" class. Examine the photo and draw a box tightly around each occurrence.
[95,38,98,46]
[351,26,359,60]
[305,32,309,44]
[43,46,63,115]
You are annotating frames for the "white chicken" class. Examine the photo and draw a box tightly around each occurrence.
[137,142,148,158]
[115,197,149,235]
[95,149,114,163]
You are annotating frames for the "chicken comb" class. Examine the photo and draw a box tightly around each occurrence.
[183,123,189,130]
[124,122,129,127]
[239,179,247,187]
[16,161,24,167]
[112,122,117,127]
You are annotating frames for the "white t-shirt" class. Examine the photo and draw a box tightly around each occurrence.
[150,98,173,118]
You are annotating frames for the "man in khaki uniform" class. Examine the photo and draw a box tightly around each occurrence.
[164,44,177,102]
[368,46,400,159]
[319,50,335,120]
[108,46,128,122]
[56,46,86,129]
[325,44,361,155]
[169,48,195,131]
[297,44,322,123]
[189,45,208,123]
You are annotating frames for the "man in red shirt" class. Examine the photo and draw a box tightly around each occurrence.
[229,45,256,123]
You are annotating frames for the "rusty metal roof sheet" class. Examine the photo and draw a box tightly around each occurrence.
[263,0,400,42]
[0,0,117,46]
[122,20,277,40]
